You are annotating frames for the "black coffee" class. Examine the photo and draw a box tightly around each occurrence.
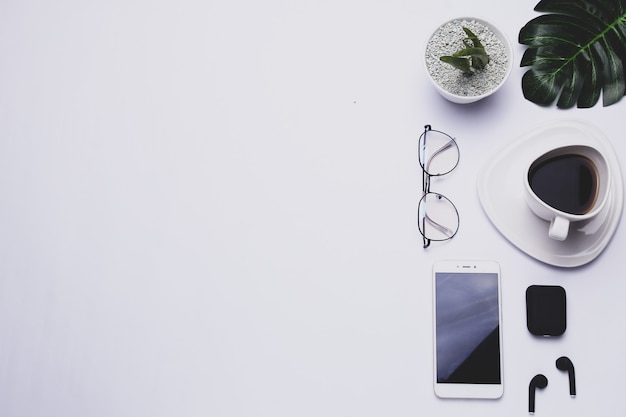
[528,154,598,215]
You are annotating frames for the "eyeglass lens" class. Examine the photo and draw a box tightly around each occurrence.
[418,193,459,242]
[418,128,459,176]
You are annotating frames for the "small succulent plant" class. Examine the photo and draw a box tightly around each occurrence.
[440,27,489,75]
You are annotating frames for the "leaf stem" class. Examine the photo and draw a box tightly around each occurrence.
[549,12,626,76]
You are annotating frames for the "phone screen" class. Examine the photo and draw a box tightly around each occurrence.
[435,271,501,384]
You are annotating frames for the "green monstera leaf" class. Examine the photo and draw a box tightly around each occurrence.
[519,0,626,108]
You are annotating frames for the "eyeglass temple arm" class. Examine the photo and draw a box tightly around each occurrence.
[423,140,455,173]
[422,216,431,248]
[425,212,456,236]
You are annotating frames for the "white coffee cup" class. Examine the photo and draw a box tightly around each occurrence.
[524,145,611,241]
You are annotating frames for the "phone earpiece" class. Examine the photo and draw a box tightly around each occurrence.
[556,356,576,396]
[529,374,548,413]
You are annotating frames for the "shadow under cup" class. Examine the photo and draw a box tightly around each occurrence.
[525,145,611,241]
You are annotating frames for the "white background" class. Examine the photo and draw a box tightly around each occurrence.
[1,1,625,416]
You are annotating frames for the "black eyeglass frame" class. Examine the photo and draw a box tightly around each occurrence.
[418,125,460,248]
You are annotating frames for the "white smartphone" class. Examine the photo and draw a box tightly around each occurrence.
[432,260,503,399]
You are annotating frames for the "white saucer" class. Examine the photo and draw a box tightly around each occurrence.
[477,120,624,267]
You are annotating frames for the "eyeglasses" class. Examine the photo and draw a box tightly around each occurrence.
[418,125,460,248]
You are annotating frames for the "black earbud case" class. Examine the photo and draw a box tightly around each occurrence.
[526,285,567,336]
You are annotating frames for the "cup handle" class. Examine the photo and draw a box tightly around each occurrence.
[549,216,570,241]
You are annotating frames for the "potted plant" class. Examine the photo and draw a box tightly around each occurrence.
[425,18,513,104]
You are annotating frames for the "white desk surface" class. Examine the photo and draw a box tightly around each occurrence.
[1,1,624,416]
